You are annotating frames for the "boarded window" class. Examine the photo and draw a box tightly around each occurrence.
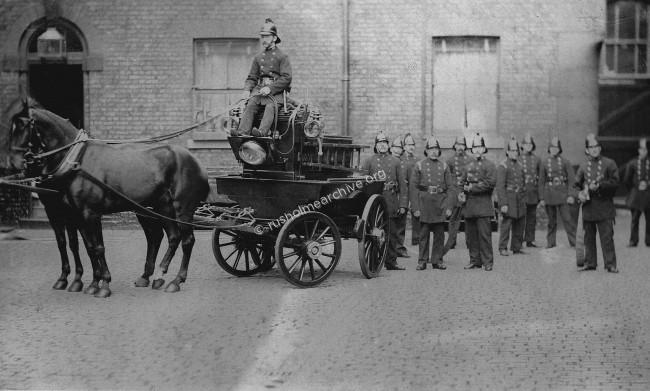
[601,1,650,77]
[193,38,258,124]
[432,36,500,145]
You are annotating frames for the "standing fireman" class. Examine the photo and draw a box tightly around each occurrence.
[573,134,619,273]
[236,19,292,137]
[400,133,420,246]
[360,131,405,270]
[408,136,454,270]
[538,137,576,248]
[390,136,409,257]
[446,136,471,250]
[520,134,542,247]
[496,137,527,256]
[460,133,497,271]
[623,138,650,247]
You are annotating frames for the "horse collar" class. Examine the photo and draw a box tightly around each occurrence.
[42,130,89,180]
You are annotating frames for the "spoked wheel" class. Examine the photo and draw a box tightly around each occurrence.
[358,194,389,278]
[212,229,273,276]
[275,212,342,288]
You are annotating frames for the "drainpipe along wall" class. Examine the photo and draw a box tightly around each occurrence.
[342,0,350,136]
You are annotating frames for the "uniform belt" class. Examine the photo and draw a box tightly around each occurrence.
[259,77,274,87]
[506,185,523,192]
[384,182,398,192]
[417,185,445,194]
[547,177,566,186]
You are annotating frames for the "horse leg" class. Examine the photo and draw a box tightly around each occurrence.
[80,216,112,298]
[66,224,84,292]
[134,215,164,288]
[166,198,202,293]
[78,222,101,295]
[50,217,70,290]
[151,219,181,290]
[165,221,195,293]
[150,200,181,290]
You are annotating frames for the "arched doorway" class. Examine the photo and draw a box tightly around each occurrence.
[23,18,86,128]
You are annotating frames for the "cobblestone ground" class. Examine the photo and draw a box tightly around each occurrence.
[1,210,650,390]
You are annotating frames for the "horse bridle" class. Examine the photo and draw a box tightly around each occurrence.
[10,112,44,166]
[11,110,86,174]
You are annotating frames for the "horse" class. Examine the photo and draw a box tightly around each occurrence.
[2,97,87,292]
[7,98,210,297]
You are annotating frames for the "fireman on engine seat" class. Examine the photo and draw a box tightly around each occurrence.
[235,18,292,137]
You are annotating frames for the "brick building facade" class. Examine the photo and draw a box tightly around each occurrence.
[0,0,612,172]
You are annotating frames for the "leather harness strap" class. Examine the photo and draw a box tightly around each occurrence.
[74,167,252,231]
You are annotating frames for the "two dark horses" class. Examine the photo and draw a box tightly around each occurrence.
[5,99,209,297]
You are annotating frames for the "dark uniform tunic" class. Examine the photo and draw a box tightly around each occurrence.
[538,155,576,247]
[361,153,402,268]
[496,158,526,252]
[398,154,419,246]
[623,156,650,245]
[520,153,541,244]
[460,156,497,268]
[238,46,292,135]
[572,155,619,269]
[445,153,471,249]
[409,158,454,266]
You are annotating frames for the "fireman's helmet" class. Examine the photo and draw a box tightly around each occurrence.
[585,133,600,148]
[391,136,404,148]
[470,132,487,150]
[548,136,562,154]
[374,131,389,153]
[506,136,519,152]
[453,136,467,148]
[424,136,441,157]
[522,133,536,151]
[260,18,281,43]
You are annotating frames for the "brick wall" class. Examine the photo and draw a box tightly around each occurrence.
[349,0,605,164]
[1,0,605,173]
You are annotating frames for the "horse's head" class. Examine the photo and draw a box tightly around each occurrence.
[7,98,77,173]
[7,99,37,171]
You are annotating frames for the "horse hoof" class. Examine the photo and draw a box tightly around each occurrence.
[152,279,165,290]
[165,282,180,293]
[68,280,83,292]
[134,277,150,287]
[84,285,99,295]
[52,280,68,290]
[94,287,111,298]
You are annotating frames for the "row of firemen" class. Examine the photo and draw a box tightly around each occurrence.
[360,131,650,273]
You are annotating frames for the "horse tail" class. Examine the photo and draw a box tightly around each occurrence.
[170,146,210,211]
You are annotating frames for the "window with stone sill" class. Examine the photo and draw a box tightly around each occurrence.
[601,0,650,78]
[192,38,258,128]
[432,36,500,146]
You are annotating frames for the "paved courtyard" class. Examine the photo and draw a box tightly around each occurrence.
[1,209,650,390]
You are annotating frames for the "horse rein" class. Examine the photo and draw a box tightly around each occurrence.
[6,109,252,230]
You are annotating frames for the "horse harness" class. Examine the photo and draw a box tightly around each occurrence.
[7,113,250,230]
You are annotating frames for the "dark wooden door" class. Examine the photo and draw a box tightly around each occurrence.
[28,64,84,129]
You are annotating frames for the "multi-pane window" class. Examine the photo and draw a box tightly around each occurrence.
[193,38,258,124]
[602,1,650,77]
[432,36,500,144]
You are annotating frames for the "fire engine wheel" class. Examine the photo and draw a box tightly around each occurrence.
[358,194,389,279]
[212,229,274,277]
[275,211,342,288]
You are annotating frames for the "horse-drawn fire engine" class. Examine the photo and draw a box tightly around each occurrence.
[195,97,389,287]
